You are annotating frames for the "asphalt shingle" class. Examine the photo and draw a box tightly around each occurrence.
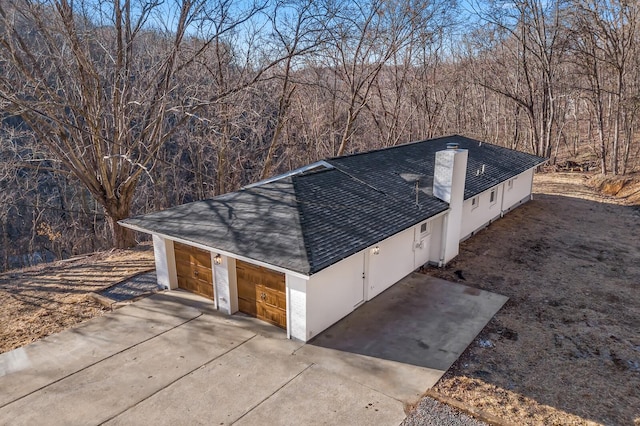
[120,135,546,275]
[328,135,546,200]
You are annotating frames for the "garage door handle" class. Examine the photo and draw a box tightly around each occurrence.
[194,270,199,277]
[260,292,266,300]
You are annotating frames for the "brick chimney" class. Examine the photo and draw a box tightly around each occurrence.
[433,143,468,264]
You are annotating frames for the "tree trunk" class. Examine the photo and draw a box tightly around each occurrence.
[103,191,137,249]
[106,213,136,249]
[337,104,358,156]
[261,85,296,180]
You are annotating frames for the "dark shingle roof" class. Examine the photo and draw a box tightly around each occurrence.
[328,135,546,200]
[120,135,546,275]
[293,168,447,272]
[122,179,309,273]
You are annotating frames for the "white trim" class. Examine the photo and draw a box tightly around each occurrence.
[285,275,292,339]
[118,223,311,280]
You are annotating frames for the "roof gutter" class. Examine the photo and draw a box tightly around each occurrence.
[118,221,311,280]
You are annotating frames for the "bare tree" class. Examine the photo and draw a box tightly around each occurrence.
[569,0,639,174]
[321,0,437,156]
[0,0,285,247]
[259,0,326,179]
[469,0,568,158]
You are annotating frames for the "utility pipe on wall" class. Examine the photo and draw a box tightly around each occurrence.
[500,182,506,217]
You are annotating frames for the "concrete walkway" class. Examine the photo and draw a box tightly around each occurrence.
[0,274,507,425]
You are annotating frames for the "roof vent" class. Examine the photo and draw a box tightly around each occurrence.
[446,142,459,150]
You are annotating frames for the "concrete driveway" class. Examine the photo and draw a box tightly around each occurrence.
[0,273,506,425]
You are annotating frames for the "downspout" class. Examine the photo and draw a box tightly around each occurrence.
[439,211,449,267]
[500,183,506,217]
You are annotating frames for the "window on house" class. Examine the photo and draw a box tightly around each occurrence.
[420,222,430,236]
[471,196,479,210]
[507,179,514,190]
[490,188,497,204]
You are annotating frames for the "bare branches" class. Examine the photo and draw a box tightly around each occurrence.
[0,0,301,247]
[1,0,640,269]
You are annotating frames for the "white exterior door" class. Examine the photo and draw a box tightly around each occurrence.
[414,222,431,268]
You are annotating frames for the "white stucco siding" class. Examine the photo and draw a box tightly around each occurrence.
[152,235,177,290]
[460,169,536,240]
[460,185,503,239]
[304,251,365,341]
[367,227,415,300]
[502,168,535,212]
[428,215,445,265]
[214,255,236,315]
[300,218,439,341]
[286,274,308,341]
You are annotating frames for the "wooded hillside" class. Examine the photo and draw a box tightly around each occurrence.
[1,0,639,271]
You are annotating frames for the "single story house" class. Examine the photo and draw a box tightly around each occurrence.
[120,135,546,341]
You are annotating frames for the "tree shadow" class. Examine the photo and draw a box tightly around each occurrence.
[0,257,155,310]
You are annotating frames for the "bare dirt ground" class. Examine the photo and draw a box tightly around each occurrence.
[0,244,154,353]
[1,173,638,425]
[421,172,640,426]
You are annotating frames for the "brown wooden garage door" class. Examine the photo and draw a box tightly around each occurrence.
[236,260,286,329]
[174,242,214,300]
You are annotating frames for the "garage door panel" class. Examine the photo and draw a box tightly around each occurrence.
[196,279,214,298]
[174,242,214,300]
[263,275,285,292]
[236,260,286,329]
[175,243,211,264]
[176,262,192,278]
[238,279,257,301]
[237,263,261,282]
[262,287,286,310]
[174,250,191,264]
[178,276,214,299]
[238,298,257,317]
[191,264,213,281]
[175,255,212,270]
[177,276,193,292]
[193,256,212,269]
[257,304,286,328]
[175,263,212,281]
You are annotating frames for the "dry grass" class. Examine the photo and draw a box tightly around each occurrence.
[0,244,154,354]
[425,172,640,425]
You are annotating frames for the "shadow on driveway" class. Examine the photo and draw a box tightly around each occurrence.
[307,273,508,372]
